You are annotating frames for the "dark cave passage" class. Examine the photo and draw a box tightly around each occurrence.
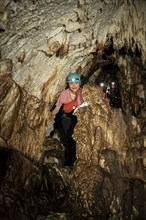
[94,63,122,108]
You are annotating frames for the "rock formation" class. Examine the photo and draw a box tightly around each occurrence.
[0,0,146,219]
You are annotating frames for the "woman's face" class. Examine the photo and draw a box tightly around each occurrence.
[69,82,80,93]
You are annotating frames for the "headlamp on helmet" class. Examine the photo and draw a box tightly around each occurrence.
[66,73,81,83]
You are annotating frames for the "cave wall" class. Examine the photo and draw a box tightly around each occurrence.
[70,84,146,219]
[0,0,146,219]
[0,0,145,159]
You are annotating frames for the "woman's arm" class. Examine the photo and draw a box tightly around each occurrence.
[51,106,61,116]
[51,90,65,116]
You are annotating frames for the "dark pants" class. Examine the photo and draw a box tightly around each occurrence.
[61,113,77,166]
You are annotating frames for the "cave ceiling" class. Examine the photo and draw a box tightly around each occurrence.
[0,0,146,219]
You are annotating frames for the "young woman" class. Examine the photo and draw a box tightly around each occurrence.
[52,73,83,166]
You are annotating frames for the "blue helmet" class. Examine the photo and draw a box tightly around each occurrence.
[66,73,81,83]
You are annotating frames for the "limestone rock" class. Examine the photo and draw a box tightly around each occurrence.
[0,0,146,219]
